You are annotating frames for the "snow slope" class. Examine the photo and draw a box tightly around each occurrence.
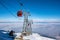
[14,33,56,40]
[0,30,56,40]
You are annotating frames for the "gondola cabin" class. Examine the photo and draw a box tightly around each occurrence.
[17,10,23,17]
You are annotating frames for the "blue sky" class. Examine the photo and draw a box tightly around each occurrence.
[0,0,60,21]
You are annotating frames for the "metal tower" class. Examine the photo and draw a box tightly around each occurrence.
[22,12,32,36]
[16,1,32,36]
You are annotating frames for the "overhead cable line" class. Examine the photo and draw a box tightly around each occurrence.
[16,0,30,15]
[16,0,23,10]
[16,0,29,11]
[0,0,17,18]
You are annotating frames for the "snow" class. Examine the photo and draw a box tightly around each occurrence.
[14,33,56,40]
[0,31,56,40]
[56,36,60,40]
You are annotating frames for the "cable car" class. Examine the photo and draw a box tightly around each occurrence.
[17,10,23,17]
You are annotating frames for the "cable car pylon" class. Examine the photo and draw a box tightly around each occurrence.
[17,0,32,36]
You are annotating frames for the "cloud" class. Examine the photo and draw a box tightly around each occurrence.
[0,18,60,23]
[33,18,60,23]
[0,19,60,38]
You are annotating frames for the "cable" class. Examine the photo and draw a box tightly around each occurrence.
[16,0,23,6]
[16,0,23,10]
[0,0,17,18]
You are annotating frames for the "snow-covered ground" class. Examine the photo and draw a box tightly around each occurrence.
[14,33,55,40]
[0,30,56,40]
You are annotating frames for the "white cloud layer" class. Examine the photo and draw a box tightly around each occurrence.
[33,18,60,22]
[0,18,60,23]
[0,21,60,38]
[0,18,60,38]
